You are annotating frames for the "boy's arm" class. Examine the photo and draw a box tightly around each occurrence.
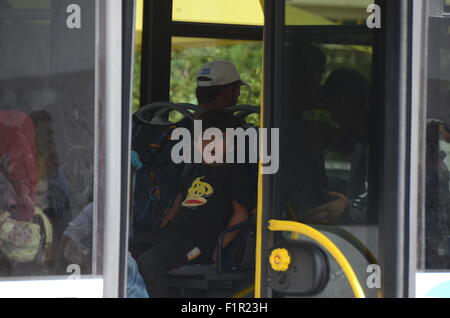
[212,200,248,263]
[160,193,183,228]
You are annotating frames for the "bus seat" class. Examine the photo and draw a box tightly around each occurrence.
[131,102,197,236]
[165,217,256,291]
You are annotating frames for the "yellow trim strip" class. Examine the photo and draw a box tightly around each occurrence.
[254,0,265,297]
[254,145,264,298]
[232,285,255,298]
[268,220,366,298]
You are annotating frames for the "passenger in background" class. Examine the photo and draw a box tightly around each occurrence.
[282,42,331,219]
[285,41,327,114]
[195,60,249,111]
[303,68,371,224]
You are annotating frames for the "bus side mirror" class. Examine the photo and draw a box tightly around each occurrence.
[268,241,329,296]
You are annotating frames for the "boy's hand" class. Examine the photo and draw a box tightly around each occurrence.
[160,209,175,229]
[160,193,182,229]
[303,192,349,224]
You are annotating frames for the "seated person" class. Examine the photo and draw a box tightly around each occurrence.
[135,110,252,298]
[302,68,370,224]
[195,60,249,111]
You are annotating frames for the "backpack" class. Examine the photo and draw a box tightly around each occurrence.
[131,103,198,236]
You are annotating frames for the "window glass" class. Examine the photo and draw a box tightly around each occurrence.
[424,15,450,270]
[172,0,264,26]
[279,38,373,224]
[0,0,101,278]
[286,0,374,25]
[275,1,377,297]
[170,37,262,124]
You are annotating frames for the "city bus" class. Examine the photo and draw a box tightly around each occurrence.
[0,0,449,299]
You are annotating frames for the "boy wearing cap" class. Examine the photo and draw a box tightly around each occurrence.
[195,60,249,110]
[136,110,252,298]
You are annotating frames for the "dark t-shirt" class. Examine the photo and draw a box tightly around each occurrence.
[171,163,252,256]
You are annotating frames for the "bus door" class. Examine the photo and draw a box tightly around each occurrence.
[256,0,415,298]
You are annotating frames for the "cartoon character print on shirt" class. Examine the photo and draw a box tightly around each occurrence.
[182,176,214,209]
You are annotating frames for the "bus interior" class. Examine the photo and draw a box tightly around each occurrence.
[0,0,450,298]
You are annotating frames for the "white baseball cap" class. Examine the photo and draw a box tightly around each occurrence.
[196,61,249,87]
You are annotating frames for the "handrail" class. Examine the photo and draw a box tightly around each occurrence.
[287,206,379,267]
[216,220,255,275]
[268,220,366,298]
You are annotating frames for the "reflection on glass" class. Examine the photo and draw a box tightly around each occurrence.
[424,15,450,270]
[0,1,99,278]
[281,41,372,225]
[286,0,374,25]
[170,37,262,120]
[277,33,376,297]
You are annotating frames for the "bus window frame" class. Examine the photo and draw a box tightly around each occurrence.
[140,0,173,105]
[409,0,428,298]
[139,0,264,107]
[171,21,263,40]
[119,0,136,298]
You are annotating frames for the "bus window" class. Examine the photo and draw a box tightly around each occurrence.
[423,12,450,270]
[285,0,374,25]
[169,36,262,124]
[0,0,102,283]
